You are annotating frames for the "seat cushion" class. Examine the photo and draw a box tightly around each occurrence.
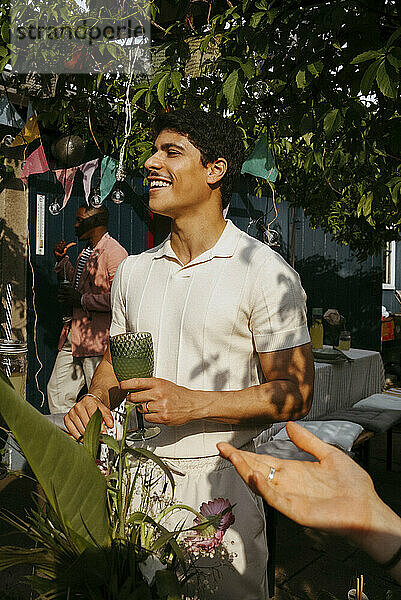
[321,409,401,434]
[273,420,363,452]
[353,393,401,411]
[256,439,318,462]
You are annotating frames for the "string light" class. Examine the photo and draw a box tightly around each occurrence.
[111,188,124,204]
[89,189,103,208]
[48,200,61,215]
[1,134,14,146]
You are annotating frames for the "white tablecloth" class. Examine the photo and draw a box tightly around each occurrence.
[257,347,385,442]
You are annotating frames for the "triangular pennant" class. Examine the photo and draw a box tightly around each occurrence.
[100,156,118,201]
[11,114,41,147]
[54,167,79,209]
[20,144,49,185]
[79,158,100,204]
[241,133,278,182]
[0,94,24,129]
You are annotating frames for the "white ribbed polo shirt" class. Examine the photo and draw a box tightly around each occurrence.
[110,220,310,458]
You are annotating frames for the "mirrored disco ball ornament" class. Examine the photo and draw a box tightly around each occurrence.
[49,200,61,215]
[2,134,14,147]
[246,80,269,100]
[112,188,125,204]
[51,135,86,167]
[89,191,103,208]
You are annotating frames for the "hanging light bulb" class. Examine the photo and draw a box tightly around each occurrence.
[89,190,103,208]
[111,188,125,204]
[49,199,61,215]
[245,80,269,100]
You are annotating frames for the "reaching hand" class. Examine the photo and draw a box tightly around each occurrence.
[54,240,76,260]
[64,394,114,439]
[218,422,379,538]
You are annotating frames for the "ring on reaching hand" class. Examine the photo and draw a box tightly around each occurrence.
[145,401,151,414]
[267,466,275,481]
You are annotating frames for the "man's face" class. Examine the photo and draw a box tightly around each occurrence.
[74,207,94,240]
[144,130,211,219]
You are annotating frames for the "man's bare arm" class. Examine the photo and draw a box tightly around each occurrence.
[122,342,314,426]
[64,345,125,438]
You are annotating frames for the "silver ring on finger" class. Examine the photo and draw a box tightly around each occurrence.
[145,401,151,414]
[267,466,276,481]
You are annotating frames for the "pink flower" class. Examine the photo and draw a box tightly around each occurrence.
[184,498,235,556]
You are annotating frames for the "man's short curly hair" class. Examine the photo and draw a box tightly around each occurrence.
[151,109,245,209]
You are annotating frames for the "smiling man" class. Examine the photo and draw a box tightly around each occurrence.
[65,109,314,599]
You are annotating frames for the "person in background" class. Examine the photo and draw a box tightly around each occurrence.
[47,204,127,413]
[218,421,401,585]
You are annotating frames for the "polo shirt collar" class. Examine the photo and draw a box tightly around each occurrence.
[151,220,241,264]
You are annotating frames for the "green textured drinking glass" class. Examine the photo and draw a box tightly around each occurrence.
[109,331,160,441]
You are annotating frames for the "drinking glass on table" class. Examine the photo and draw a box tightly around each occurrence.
[109,331,160,441]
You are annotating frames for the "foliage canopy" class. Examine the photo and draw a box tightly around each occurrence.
[1,0,400,256]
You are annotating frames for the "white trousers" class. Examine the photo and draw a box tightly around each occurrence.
[47,333,102,413]
[130,445,269,600]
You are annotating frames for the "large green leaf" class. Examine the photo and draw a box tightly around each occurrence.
[222,69,243,109]
[323,109,343,138]
[0,374,110,548]
[376,60,397,98]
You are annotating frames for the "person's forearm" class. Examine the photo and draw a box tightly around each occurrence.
[186,379,312,425]
[88,351,125,410]
[348,496,401,584]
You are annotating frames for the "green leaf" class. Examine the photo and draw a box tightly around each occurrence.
[387,47,401,70]
[307,61,323,77]
[376,60,397,98]
[323,109,343,138]
[131,88,148,104]
[107,43,118,59]
[357,191,373,217]
[351,50,381,64]
[0,376,110,548]
[83,409,102,460]
[386,26,401,49]
[313,151,323,169]
[100,433,120,453]
[250,11,266,28]
[157,72,170,107]
[222,69,244,109]
[171,70,182,93]
[124,447,175,494]
[241,59,255,79]
[128,512,185,562]
[296,69,307,89]
[360,60,380,95]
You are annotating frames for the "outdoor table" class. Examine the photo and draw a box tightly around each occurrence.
[309,346,385,419]
[260,346,385,441]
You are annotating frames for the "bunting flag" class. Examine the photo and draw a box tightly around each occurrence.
[54,167,79,209]
[20,144,50,185]
[0,94,24,129]
[79,158,99,204]
[241,133,278,182]
[100,156,118,201]
[10,114,40,147]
